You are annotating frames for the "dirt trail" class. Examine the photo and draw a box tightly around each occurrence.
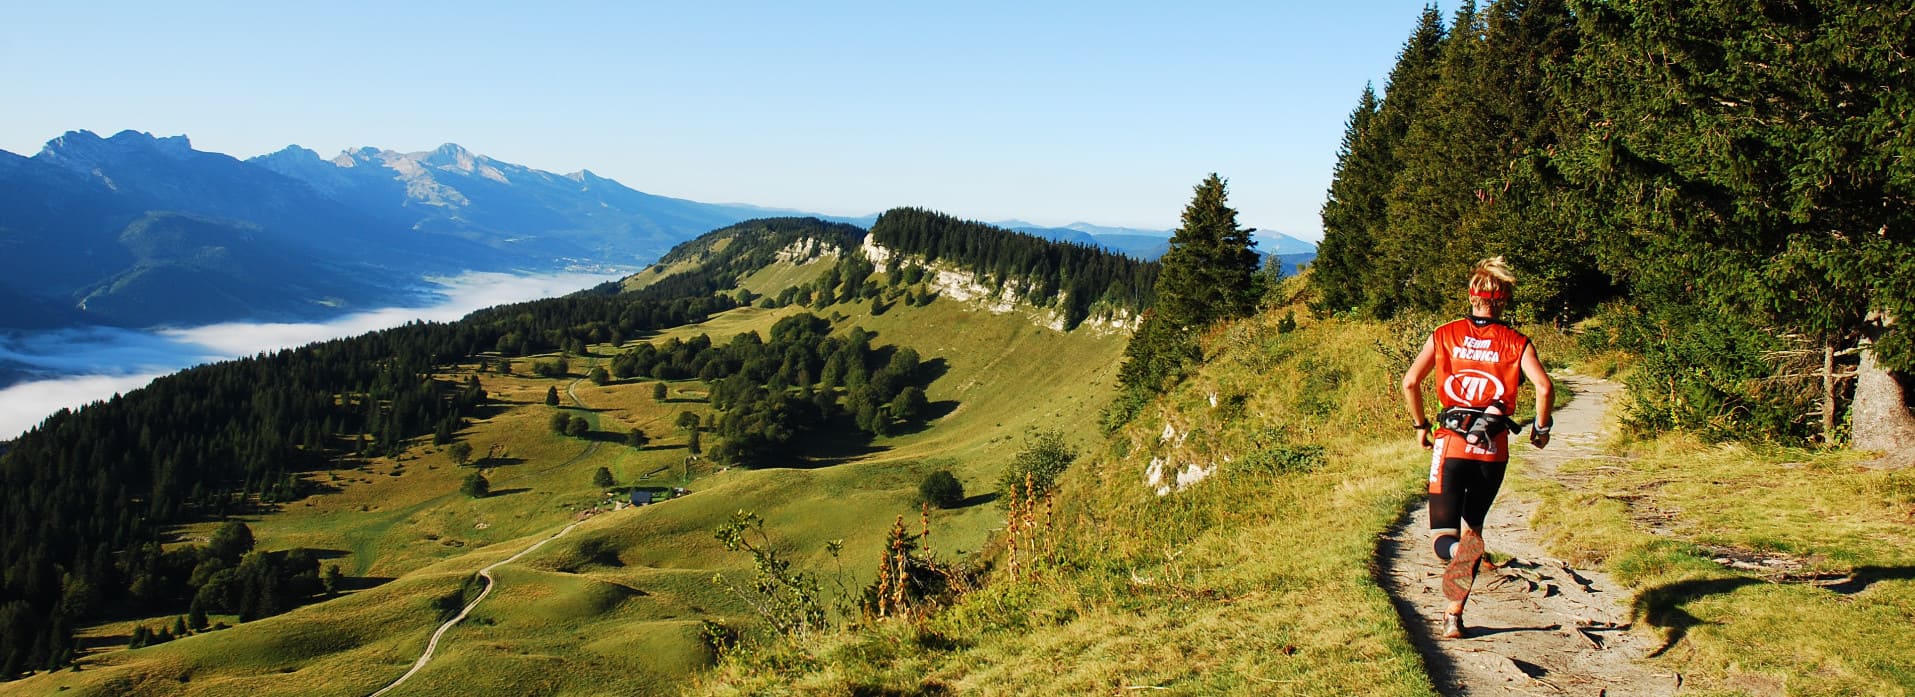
[368,518,586,697]
[1379,375,1679,696]
[536,364,601,475]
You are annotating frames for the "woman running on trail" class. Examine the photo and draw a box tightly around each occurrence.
[1399,256,1553,639]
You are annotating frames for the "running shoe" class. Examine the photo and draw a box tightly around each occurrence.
[1442,612,1466,639]
[1442,529,1485,604]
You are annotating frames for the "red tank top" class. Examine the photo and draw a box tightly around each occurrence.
[1430,317,1529,462]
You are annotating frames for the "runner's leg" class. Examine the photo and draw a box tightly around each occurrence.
[1460,460,1508,532]
[1428,440,1463,561]
[1441,459,1489,629]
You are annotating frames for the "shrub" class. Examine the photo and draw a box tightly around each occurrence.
[918,470,964,509]
[461,471,489,498]
[999,429,1078,502]
[891,386,930,422]
[447,441,472,467]
[1233,444,1326,477]
[534,357,570,378]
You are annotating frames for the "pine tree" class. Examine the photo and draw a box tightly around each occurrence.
[1558,0,1915,442]
[1468,0,1595,321]
[1347,5,1449,318]
[188,599,208,630]
[1313,84,1386,315]
[1376,0,1490,315]
[321,565,343,596]
[1153,174,1261,332]
[1113,175,1257,418]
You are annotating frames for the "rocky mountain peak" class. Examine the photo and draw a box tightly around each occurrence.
[422,143,477,170]
[36,129,198,173]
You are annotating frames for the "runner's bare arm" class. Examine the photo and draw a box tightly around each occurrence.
[1520,343,1553,448]
[1402,336,1437,449]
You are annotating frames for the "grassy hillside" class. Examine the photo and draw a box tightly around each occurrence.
[671,281,1915,696]
[1523,436,1915,695]
[5,252,1127,695]
[693,296,1464,695]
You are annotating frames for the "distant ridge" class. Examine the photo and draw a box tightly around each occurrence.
[0,129,1311,330]
[1003,220,1316,267]
[249,141,775,265]
[0,131,805,329]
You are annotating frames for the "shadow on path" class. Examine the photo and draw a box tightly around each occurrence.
[1373,503,1462,693]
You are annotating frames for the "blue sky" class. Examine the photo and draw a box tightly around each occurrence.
[1,2,1436,240]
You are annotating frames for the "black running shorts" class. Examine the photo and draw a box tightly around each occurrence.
[1428,457,1507,532]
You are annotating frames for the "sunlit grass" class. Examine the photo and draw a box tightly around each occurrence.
[695,305,1445,696]
[1525,434,1915,695]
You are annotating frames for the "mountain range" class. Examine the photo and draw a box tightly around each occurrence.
[0,130,1315,330]
[0,130,790,329]
[1003,220,1317,275]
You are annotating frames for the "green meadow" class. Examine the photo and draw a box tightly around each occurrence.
[9,264,1127,696]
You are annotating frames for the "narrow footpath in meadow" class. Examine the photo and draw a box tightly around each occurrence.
[370,361,610,696]
[367,518,586,697]
[1379,376,1679,697]
[540,362,602,475]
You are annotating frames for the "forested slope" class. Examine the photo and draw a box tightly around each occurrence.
[0,280,737,675]
[869,207,1160,329]
[1313,0,1913,445]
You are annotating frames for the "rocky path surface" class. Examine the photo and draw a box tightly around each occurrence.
[1379,376,1680,697]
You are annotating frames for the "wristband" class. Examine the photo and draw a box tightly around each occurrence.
[1533,422,1552,434]
[1412,422,1429,431]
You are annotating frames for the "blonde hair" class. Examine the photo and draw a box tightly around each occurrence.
[1468,256,1516,316]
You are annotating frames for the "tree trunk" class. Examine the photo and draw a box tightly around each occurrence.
[1852,312,1915,464]
[1822,341,1837,442]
